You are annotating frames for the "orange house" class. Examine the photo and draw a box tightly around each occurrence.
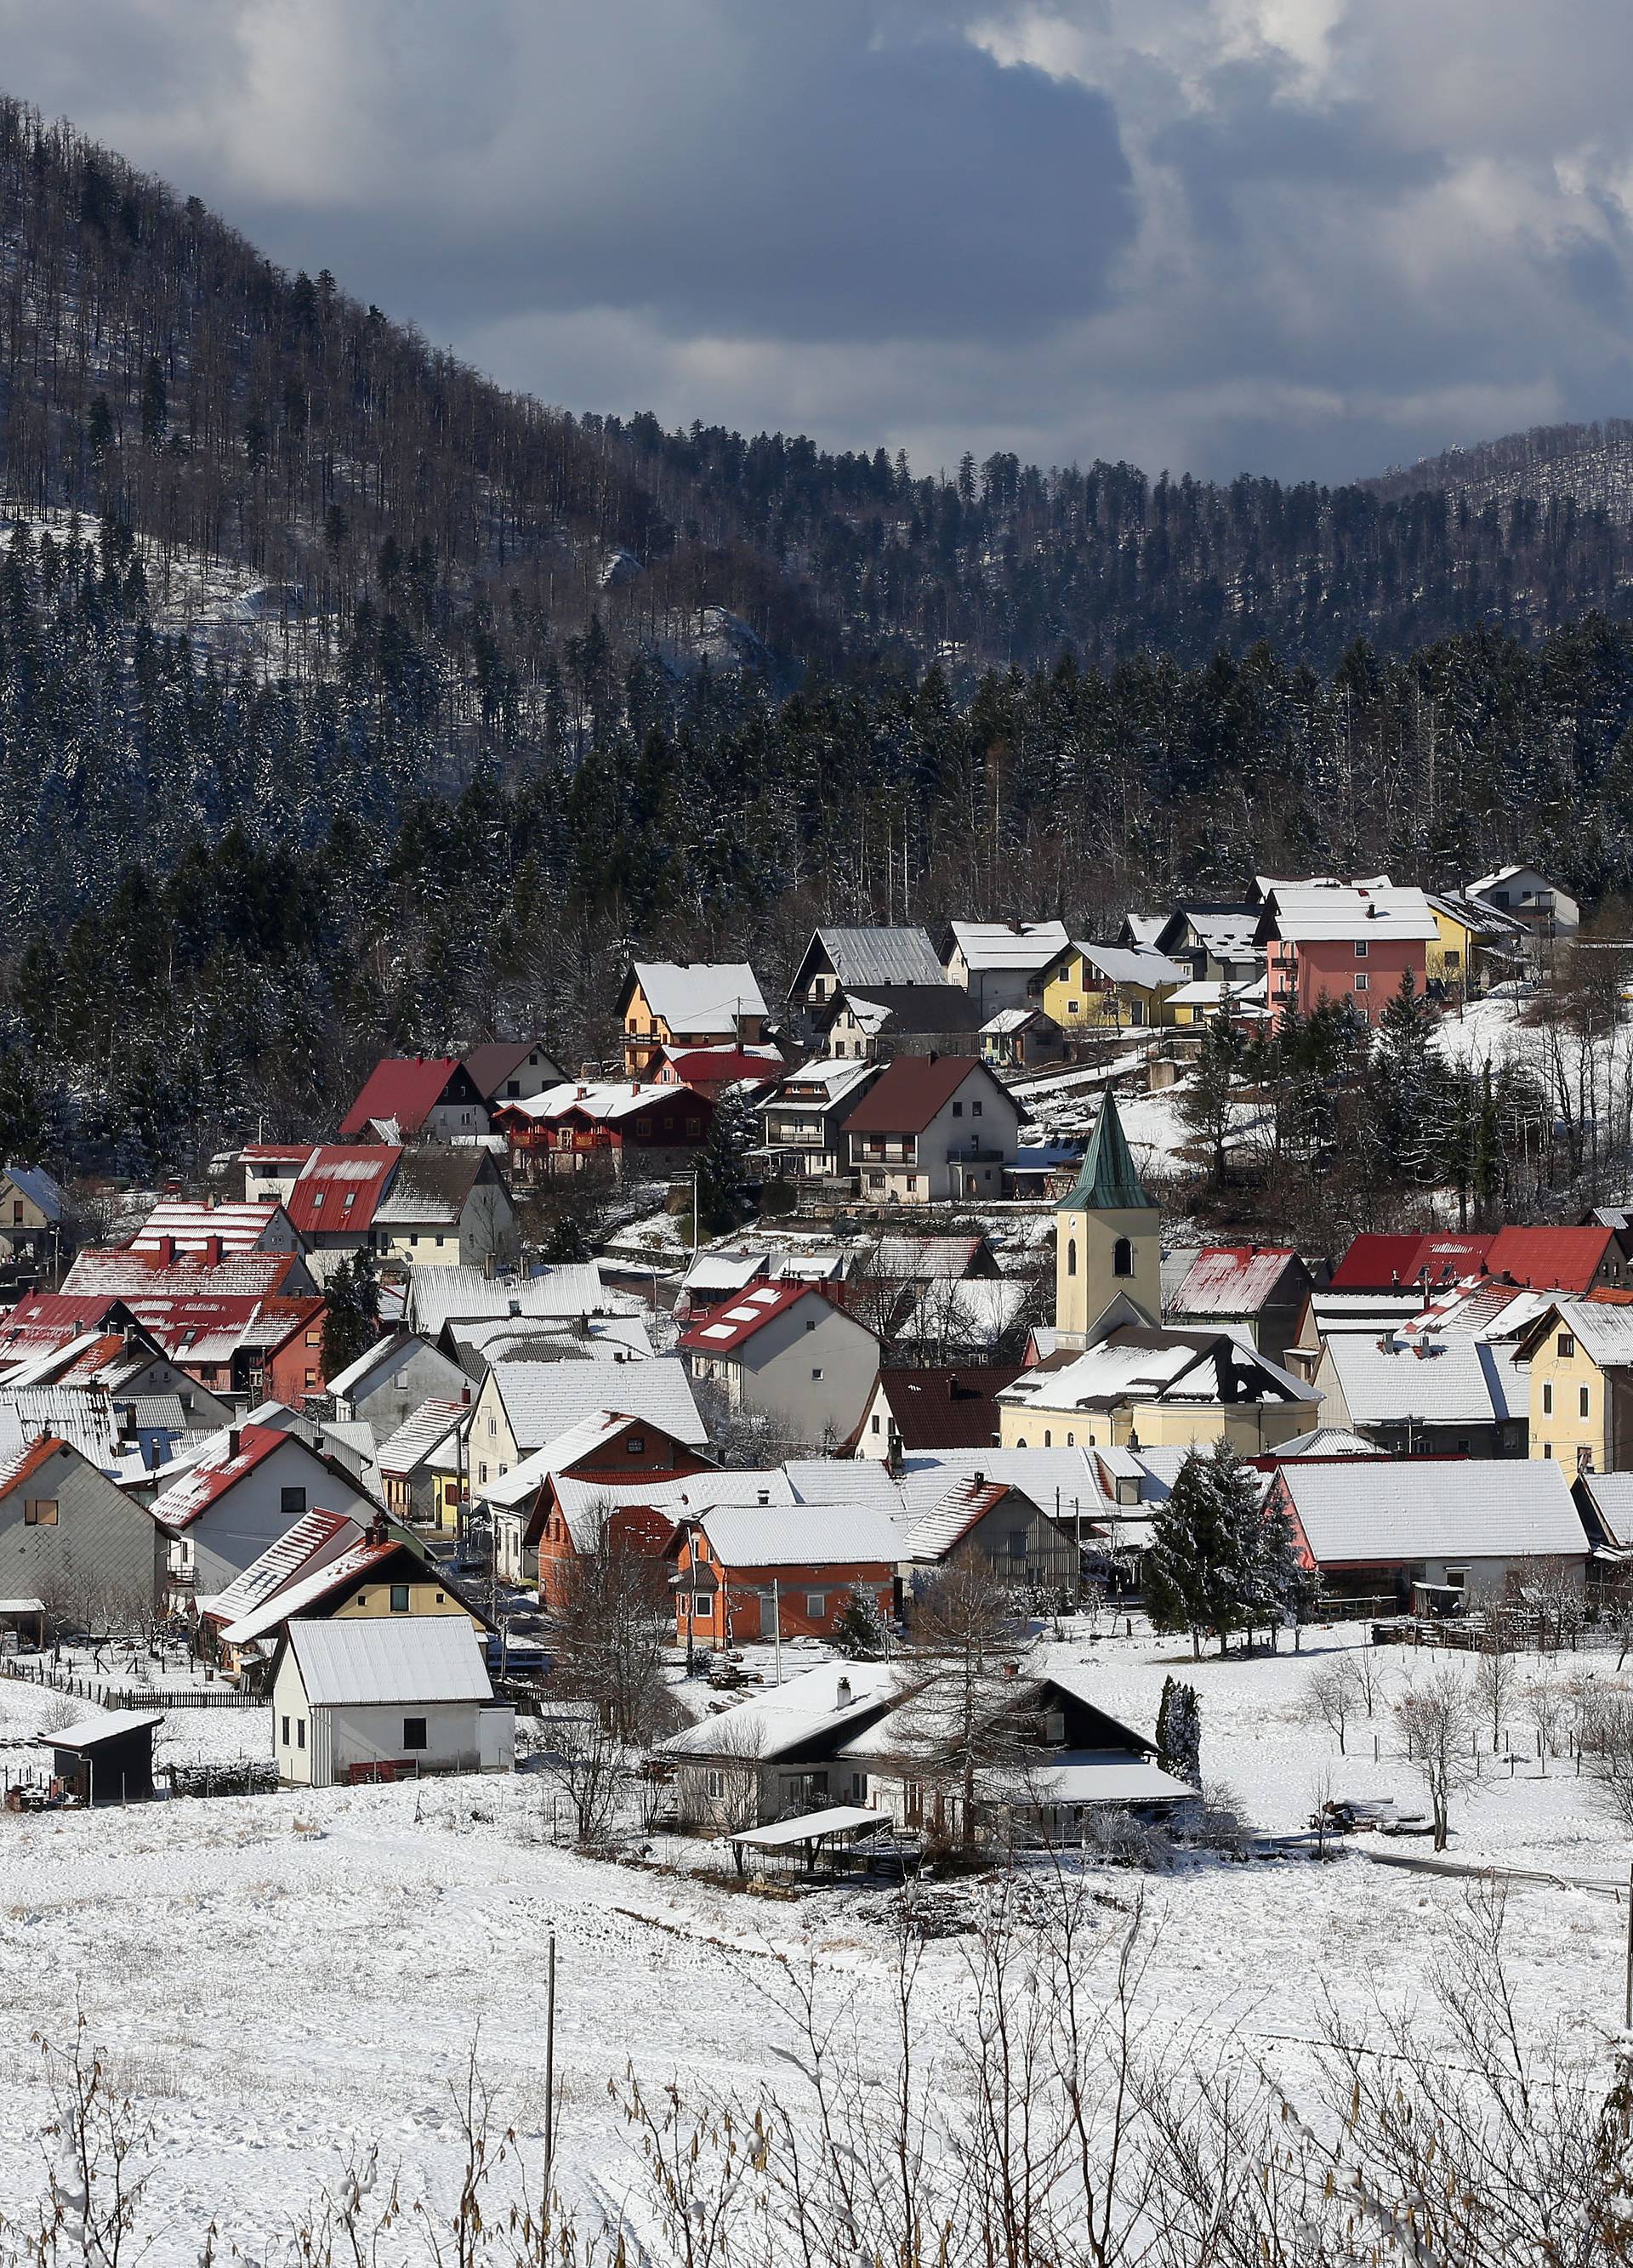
[669,1503,899,1649]
[1256,878,1438,1025]
[516,1412,715,1607]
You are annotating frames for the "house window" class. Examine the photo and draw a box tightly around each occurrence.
[281,1715,290,1745]
[390,1584,411,1613]
[1558,1333,1576,1359]
[871,1413,882,1433]
[479,1462,488,1484]
[971,1100,982,1117]
[1354,973,1369,992]
[1580,1386,1591,1419]
[1067,1241,1078,1277]
[1009,1530,1027,1559]
[1354,940,1368,959]
[1044,1430,1052,1447]
[1542,1383,1553,1416]
[1112,1236,1134,1278]
[1544,1441,1552,1460]
[805,1594,827,1618]
[402,1717,428,1750]
[281,1486,307,1516]
[297,1720,306,1749]
[953,1101,964,1117]
[435,1592,445,1604]
[23,1498,58,1526]
[305,1329,321,1346]
[1445,950,1461,969]
[811,1367,824,1380]
[304,1369,317,1388]
[625,1434,646,1454]
[693,1594,712,1618]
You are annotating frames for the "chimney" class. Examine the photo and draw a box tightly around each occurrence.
[835,1674,853,1710]
[972,1468,985,1486]
[368,1509,388,1545]
[202,1236,222,1266]
[757,1486,770,1504]
[156,1237,175,1267]
[227,1428,242,1459]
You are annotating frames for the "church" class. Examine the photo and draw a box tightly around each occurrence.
[1052,1087,1162,1346]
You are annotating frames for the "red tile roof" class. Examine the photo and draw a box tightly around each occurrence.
[680,1280,870,1356]
[0,1433,68,1498]
[62,1248,309,1300]
[1170,1245,1304,1316]
[286,1147,401,1235]
[841,1054,997,1135]
[1329,1234,1493,1290]
[148,1423,291,1531]
[1483,1225,1615,1294]
[339,1059,464,1139]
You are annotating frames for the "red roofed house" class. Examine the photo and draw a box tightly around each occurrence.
[148,1421,382,1600]
[1167,1245,1319,1365]
[653,1045,786,1096]
[842,1054,1021,1204]
[1329,1228,1627,1299]
[494,1082,715,1184]
[133,1199,305,1259]
[461,1039,567,1107]
[0,1434,168,1626]
[284,1147,401,1249]
[61,1247,317,1300]
[680,1281,880,1447]
[1329,1234,1494,1293]
[0,1302,236,1429]
[511,1410,718,1601]
[339,1057,491,1142]
[669,1501,899,1649]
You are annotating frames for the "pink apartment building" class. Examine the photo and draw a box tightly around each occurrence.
[1256,878,1438,1022]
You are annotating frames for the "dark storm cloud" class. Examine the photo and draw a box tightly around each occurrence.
[4,1,1633,482]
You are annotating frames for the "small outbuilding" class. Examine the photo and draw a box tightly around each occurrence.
[38,1711,162,1804]
[270,1618,514,1787]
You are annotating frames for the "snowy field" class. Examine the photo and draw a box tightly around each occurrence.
[3,1620,1631,2259]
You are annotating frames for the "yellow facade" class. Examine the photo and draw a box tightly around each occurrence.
[1041,948,1176,1033]
[999,1394,1317,1453]
[1527,1321,1608,1471]
[1429,904,1475,987]
[1055,1205,1161,1344]
[333,1577,485,1629]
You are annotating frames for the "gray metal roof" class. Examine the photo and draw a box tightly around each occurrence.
[286,1617,492,1707]
[1319,1335,1526,1425]
[816,927,946,990]
[1278,1459,1588,1564]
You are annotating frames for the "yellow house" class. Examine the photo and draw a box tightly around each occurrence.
[617,959,769,1076]
[1517,1299,1633,1472]
[1427,898,1476,990]
[1040,943,1188,1034]
[998,1316,1320,1452]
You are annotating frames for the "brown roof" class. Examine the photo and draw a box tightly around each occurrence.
[876,1367,1021,1450]
[842,1055,999,1136]
[462,1040,559,1100]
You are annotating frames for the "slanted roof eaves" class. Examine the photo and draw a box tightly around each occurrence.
[1057,1091,1157,1214]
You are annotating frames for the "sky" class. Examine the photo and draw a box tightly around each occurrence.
[4,0,1633,486]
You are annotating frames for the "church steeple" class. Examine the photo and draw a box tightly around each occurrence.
[1054,1089,1162,1345]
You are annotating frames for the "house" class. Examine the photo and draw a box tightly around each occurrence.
[19,1285,331,1408]
[1425,891,1531,998]
[376,1399,471,1530]
[980,1008,1065,1070]
[132,1199,306,1259]
[1268,1458,1589,1614]
[940,922,1072,1018]
[1165,977,1272,1032]
[842,1055,1020,1204]
[0,1165,67,1264]
[466,1353,707,1489]
[213,1516,488,1673]
[659,1658,913,1827]
[856,1367,1021,1458]
[240,1145,318,1203]
[655,1044,786,1095]
[1465,864,1580,950]
[270,1618,513,1787]
[1038,942,1189,1033]
[758,1057,884,1179]
[899,1473,1078,1594]
[496,1081,714,1181]
[501,1423,734,1594]
[1054,1090,1162,1347]
[339,1057,492,1143]
[670,1502,899,1650]
[816,984,986,1063]
[675,1249,771,1323]
[837,1660,1191,1847]
[1166,1245,1317,1365]
[1516,1298,1633,1472]
[1152,905,1264,985]
[62,1245,317,1300]
[460,1039,567,1107]
[1326,1227,1630,1298]
[1312,1333,1528,1458]
[0,1306,234,1432]
[999,1302,1321,1453]
[0,1434,167,1626]
[326,1330,471,1444]
[147,1421,381,1600]
[787,927,947,1042]
[680,1282,879,1447]
[617,961,769,1077]
[370,1149,520,1271]
[1255,877,1439,1023]
[284,1147,401,1252]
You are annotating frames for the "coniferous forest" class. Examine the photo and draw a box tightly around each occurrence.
[7,95,1633,1175]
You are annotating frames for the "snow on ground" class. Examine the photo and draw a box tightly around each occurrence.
[2,1617,1631,2259]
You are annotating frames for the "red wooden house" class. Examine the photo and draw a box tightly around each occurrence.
[494,1409,716,1602]
[669,1502,899,1649]
[494,1081,715,1183]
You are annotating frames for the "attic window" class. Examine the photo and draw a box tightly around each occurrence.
[1558,1333,1576,1359]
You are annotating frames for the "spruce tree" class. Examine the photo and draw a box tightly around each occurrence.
[1179,1009,1239,1185]
[832,1585,888,1661]
[1155,1674,1202,1787]
[321,1251,380,1382]
[1373,965,1445,1185]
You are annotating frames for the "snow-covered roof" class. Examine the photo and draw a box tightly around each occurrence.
[946,920,1072,973]
[547,1466,789,1551]
[406,1265,634,1338]
[1002,1328,1315,1415]
[999,1754,1196,1806]
[1259,879,1439,943]
[202,1509,362,1626]
[660,1660,911,1760]
[490,1355,706,1456]
[765,1055,879,1107]
[1075,943,1190,989]
[1320,1334,1526,1425]
[902,1477,1011,1561]
[377,1398,469,1477]
[284,1617,493,1708]
[1578,1471,1633,1549]
[220,1538,404,1645]
[1169,1246,1303,1319]
[3,1164,63,1220]
[321,1330,427,1402]
[630,960,768,1029]
[898,1278,1030,1350]
[447,1315,654,1367]
[689,1501,900,1568]
[1269,1426,1385,1459]
[1277,1459,1588,1566]
[681,1250,770,1299]
[134,1201,287,1254]
[1547,1299,1633,1370]
[783,1458,912,1511]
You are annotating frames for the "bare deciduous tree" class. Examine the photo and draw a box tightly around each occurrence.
[1302,1658,1362,1755]
[547,1500,679,1746]
[1395,1668,1481,1850]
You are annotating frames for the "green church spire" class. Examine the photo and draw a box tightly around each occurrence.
[1058,1089,1158,1214]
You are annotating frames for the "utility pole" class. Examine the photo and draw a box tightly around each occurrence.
[771,1577,782,1685]
[543,1930,558,2197]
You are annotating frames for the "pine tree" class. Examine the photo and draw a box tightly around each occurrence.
[1372,965,1446,1186]
[321,1252,380,1381]
[1145,1441,1267,1658]
[832,1585,888,1661]
[1155,1674,1202,1787]
[1179,1009,1239,1185]
[694,1092,754,1236]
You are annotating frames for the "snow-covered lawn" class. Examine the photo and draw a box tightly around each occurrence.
[2,1619,1630,2260]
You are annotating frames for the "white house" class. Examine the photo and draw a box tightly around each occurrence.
[271,1617,513,1787]
[940,921,1072,1018]
[326,1330,472,1444]
[147,1422,381,1600]
[842,1055,1021,1204]
[466,1353,707,1487]
[1465,864,1580,946]
[679,1281,879,1446]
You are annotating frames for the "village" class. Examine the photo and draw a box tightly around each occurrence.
[5,863,1633,2254]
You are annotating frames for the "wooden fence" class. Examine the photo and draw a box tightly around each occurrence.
[1,1657,262,1710]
